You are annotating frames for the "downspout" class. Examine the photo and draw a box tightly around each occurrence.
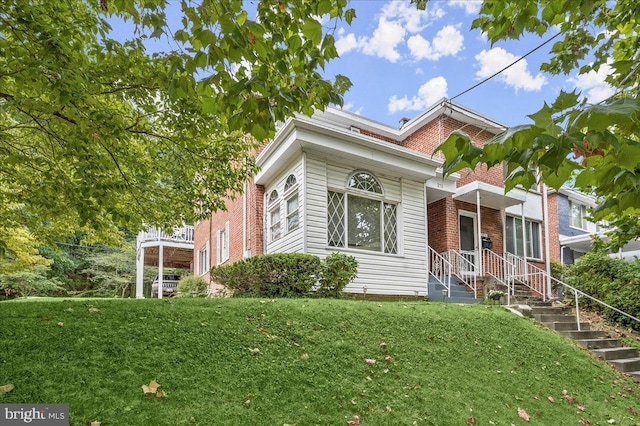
[476,190,482,276]
[208,211,213,285]
[543,183,552,299]
[521,202,528,283]
[243,182,247,257]
[424,182,430,298]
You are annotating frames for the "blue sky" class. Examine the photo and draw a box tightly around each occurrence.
[323,1,614,128]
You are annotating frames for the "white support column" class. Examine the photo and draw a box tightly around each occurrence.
[476,190,482,276]
[521,204,528,281]
[158,245,164,299]
[542,183,552,299]
[136,245,145,299]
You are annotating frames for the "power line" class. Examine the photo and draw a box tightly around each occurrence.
[450,31,563,101]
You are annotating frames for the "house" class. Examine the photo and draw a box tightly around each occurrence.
[548,187,640,264]
[192,98,554,300]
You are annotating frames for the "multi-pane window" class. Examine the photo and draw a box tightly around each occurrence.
[268,190,281,241]
[327,171,397,254]
[284,174,299,232]
[217,222,229,265]
[506,216,541,259]
[198,243,209,275]
[570,201,587,229]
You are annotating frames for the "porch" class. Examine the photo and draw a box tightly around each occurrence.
[135,225,194,298]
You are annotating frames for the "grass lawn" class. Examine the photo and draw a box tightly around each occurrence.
[1,298,640,425]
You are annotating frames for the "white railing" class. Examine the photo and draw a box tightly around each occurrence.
[482,249,513,293]
[428,246,451,297]
[550,276,640,331]
[442,249,477,298]
[506,253,547,300]
[138,225,195,244]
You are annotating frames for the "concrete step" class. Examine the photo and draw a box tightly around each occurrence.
[531,306,571,315]
[591,347,639,361]
[446,296,481,304]
[574,338,621,349]
[629,371,640,381]
[559,330,605,340]
[534,314,577,323]
[609,357,640,373]
[543,321,590,331]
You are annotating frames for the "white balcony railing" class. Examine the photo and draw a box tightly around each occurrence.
[138,225,194,245]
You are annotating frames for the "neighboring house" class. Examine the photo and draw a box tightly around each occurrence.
[548,187,640,264]
[193,98,552,299]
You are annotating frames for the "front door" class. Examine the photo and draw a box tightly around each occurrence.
[459,211,478,274]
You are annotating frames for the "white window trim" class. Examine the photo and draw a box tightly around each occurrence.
[506,215,543,261]
[285,190,299,234]
[217,222,229,265]
[198,242,209,276]
[569,200,588,231]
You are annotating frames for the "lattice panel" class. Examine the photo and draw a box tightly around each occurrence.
[327,191,345,247]
[383,203,397,254]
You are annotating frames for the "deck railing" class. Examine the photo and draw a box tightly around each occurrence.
[138,225,195,244]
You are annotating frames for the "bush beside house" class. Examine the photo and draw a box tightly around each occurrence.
[210,252,357,298]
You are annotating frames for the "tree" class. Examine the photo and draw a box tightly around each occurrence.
[430,0,640,250]
[0,0,354,245]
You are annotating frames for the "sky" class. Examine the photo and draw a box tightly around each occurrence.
[320,0,614,128]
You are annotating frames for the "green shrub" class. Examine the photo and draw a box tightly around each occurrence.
[176,275,209,297]
[211,253,322,298]
[317,252,358,298]
[563,252,640,330]
[0,265,65,300]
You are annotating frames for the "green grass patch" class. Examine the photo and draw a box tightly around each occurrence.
[1,298,639,425]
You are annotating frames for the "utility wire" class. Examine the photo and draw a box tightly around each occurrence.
[450,31,563,101]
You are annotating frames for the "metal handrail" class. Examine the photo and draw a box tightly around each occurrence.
[442,249,477,298]
[549,276,640,331]
[506,253,547,300]
[428,246,452,297]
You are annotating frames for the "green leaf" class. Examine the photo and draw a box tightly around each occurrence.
[302,19,322,46]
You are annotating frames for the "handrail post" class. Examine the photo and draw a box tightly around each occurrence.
[574,291,581,332]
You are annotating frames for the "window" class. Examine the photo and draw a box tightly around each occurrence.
[570,201,587,229]
[506,216,541,259]
[198,243,209,275]
[268,190,281,241]
[217,222,229,265]
[284,174,299,232]
[327,171,397,254]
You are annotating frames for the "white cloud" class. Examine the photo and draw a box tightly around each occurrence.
[475,47,547,92]
[381,1,444,34]
[335,32,360,56]
[408,25,464,61]
[388,76,448,113]
[361,18,406,62]
[415,68,424,75]
[568,63,615,104]
[448,0,482,15]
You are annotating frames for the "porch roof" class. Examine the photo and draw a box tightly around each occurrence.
[560,233,640,254]
[453,181,526,210]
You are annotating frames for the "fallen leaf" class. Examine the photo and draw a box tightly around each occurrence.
[608,420,615,424]
[259,328,269,333]
[300,353,308,360]
[90,422,101,426]
[505,402,511,408]
[365,358,376,365]
[283,424,296,426]
[142,380,160,394]
[347,415,361,425]
[576,404,585,411]
[548,396,554,403]
[0,384,15,394]
[517,407,530,421]
[386,406,392,412]
[57,322,64,327]
[250,348,260,355]
[156,390,167,398]
[351,399,357,405]
[467,416,477,424]
[628,406,638,416]
[385,356,393,362]
[380,342,387,349]
[579,418,592,425]
[562,390,576,404]
[88,307,99,313]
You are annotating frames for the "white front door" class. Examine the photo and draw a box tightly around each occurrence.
[459,211,478,274]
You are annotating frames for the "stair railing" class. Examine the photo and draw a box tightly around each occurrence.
[442,249,477,299]
[482,249,514,296]
[506,253,547,300]
[549,276,640,331]
[428,246,451,297]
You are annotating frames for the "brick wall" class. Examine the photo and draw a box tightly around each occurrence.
[547,192,560,263]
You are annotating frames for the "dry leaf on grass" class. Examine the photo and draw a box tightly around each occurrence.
[466,416,476,424]
[385,356,393,362]
[579,418,592,425]
[577,404,585,411]
[562,390,576,404]
[57,322,64,327]
[300,353,308,360]
[142,380,161,394]
[548,396,554,403]
[347,415,361,425]
[90,422,101,426]
[380,342,387,349]
[365,358,376,365]
[0,384,15,394]
[517,407,530,421]
[88,307,99,313]
[628,406,638,416]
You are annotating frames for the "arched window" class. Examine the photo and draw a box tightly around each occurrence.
[268,190,279,206]
[327,171,397,254]
[284,174,297,192]
[347,171,382,194]
[268,190,281,241]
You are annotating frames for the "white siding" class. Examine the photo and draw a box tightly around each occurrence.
[265,157,304,254]
[305,155,428,296]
